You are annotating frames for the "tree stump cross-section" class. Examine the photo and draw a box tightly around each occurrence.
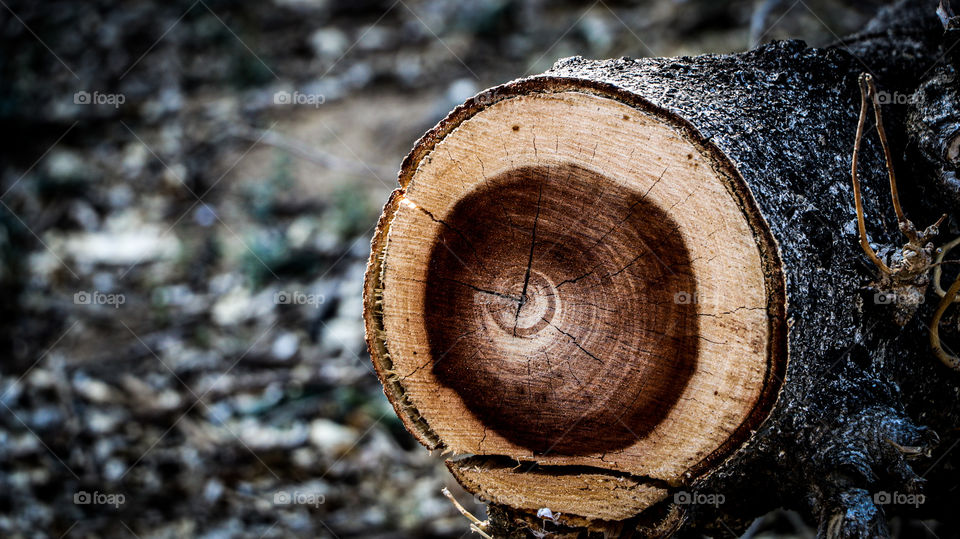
[364,82,787,525]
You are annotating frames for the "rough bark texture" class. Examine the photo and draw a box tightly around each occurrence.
[455,1,960,536]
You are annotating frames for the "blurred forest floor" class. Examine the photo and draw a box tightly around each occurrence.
[0,0,896,537]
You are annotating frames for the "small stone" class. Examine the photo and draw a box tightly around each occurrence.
[321,318,364,354]
[45,150,88,180]
[193,204,217,227]
[271,332,300,361]
[103,459,126,482]
[29,406,63,430]
[211,289,253,327]
[74,375,118,403]
[87,409,122,434]
[309,419,358,455]
[309,28,349,58]
[69,200,100,230]
[291,447,316,468]
[121,142,149,177]
[446,78,480,107]
[203,479,224,503]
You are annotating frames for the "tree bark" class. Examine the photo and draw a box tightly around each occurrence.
[363,1,960,536]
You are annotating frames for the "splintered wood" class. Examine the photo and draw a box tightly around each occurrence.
[364,86,786,523]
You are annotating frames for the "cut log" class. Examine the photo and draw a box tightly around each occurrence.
[364,1,960,536]
[375,89,785,468]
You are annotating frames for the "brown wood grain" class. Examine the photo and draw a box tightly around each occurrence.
[425,163,698,455]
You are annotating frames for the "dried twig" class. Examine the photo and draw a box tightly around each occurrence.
[441,487,492,539]
[931,275,960,370]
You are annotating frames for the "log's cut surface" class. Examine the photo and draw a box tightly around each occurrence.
[364,81,788,521]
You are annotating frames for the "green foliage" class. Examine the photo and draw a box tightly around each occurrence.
[245,152,294,222]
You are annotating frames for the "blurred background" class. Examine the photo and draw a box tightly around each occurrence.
[0,0,906,537]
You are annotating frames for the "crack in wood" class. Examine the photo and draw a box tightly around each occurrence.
[513,182,543,336]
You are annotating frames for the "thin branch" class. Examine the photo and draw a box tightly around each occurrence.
[852,73,892,274]
[934,236,960,299]
[930,273,960,371]
[441,488,492,539]
[863,74,908,229]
